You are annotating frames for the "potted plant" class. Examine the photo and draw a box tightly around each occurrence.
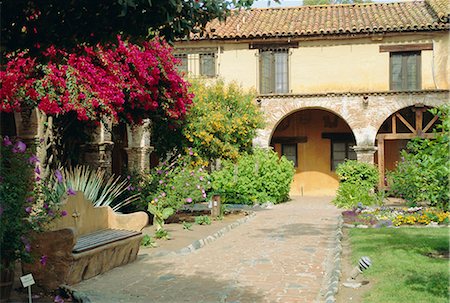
[0,136,34,301]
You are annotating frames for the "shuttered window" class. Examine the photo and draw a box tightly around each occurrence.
[282,144,298,167]
[390,52,421,91]
[199,53,216,77]
[260,49,289,94]
[332,141,357,171]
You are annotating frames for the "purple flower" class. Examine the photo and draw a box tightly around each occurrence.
[61,210,68,217]
[154,198,158,202]
[55,170,63,183]
[157,170,163,175]
[161,192,166,197]
[48,210,55,217]
[25,206,32,213]
[43,203,49,210]
[34,166,41,175]
[35,176,41,182]
[159,180,163,184]
[39,255,47,266]
[189,151,194,156]
[25,243,31,253]
[12,141,26,153]
[26,196,34,203]
[127,175,131,180]
[54,295,64,303]
[185,197,192,203]
[199,176,204,181]
[202,193,207,198]
[28,154,39,165]
[67,188,76,196]
[2,136,12,146]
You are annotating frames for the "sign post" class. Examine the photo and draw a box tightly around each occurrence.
[20,273,36,303]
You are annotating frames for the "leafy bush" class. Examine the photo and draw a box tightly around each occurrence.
[183,80,264,163]
[195,215,211,225]
[387,106,450,209]
[212,149,295,205]
[333,160,381,208]
[140,235,157,248]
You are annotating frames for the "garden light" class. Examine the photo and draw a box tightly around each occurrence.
[343,256,372,289]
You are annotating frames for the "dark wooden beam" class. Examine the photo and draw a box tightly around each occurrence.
[379,43,433,53]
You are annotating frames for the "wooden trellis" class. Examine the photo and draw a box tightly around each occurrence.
[377,104,438,188]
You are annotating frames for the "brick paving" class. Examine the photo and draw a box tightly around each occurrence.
[74,196,341,303]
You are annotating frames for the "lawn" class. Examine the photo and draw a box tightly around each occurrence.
[348,227,449,303]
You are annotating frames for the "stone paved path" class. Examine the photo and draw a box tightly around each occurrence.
[74,196,340,303]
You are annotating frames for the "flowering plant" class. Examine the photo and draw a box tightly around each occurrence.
[0,136,66,269]
[146,152,211,230]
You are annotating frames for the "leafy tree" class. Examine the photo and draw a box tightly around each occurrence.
[303,0,371,5]
[1,0,256,55]
[388,105,449,209]
[182,80,264,164]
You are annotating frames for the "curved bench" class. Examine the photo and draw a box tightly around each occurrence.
[23,192,148,290]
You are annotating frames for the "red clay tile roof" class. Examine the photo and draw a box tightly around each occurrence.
[190,0,449,41]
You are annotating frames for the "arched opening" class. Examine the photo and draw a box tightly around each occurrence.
[375,104,441,188]
[270,108,356,196]
[112,123,128,176]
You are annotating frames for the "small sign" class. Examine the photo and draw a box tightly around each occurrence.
[20,274,35,288]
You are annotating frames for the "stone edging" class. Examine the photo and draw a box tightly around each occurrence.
[321,215,344,303]
[149,211,257,258]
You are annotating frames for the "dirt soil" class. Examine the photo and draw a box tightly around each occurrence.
[7,211,248,303]
[335,228,372,303]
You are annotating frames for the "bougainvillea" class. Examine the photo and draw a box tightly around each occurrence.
[0,36,193,126]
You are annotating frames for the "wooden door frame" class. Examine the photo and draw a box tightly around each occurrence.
[376,105,438,188]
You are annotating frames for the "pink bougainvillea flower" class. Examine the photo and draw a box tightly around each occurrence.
[39,255,47,266]
[12,141,26,153]
[67,188,76,196]
[2,136,12,146]
[55,170,63,183]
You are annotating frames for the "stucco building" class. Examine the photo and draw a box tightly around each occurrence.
[174,0,449,195]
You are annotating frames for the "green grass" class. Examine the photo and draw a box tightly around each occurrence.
[348,228,449,303]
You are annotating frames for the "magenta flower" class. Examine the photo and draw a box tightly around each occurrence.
[28,155,39,165]
[54,295,64,303]
[185,197,192,203]
[199,176,204,181]
[39,255,48,266]
[43,203,49,210]
[67,188,76,196]
[26,196,34,203]
[25,206,32,213]
[2,136,12,146]
[35,176,41,182]
[12,141,26,153]
[55,170,63,183]
[34,166,41,175]
[61,210,68,217]
[48,210,55,217]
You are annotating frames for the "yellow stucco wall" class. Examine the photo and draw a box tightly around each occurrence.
[176,32,449,93]
[271,109,354,196]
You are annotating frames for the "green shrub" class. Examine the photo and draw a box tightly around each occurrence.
[183,80,264,163]
[333,160,381,208]
[212,149,295,205]
[194,215,211,225]
[140,235,157,248]
[387,106,449,209]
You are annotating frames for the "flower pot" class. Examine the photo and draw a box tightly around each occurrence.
[0,266,15,303]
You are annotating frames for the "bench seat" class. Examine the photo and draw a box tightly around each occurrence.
[73,229,142,253]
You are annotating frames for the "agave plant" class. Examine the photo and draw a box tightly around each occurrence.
[61,166,139,211]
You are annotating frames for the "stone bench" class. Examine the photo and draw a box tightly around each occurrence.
[23,192,148,290]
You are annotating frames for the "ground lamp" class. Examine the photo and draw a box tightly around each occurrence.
[343,256,372,289]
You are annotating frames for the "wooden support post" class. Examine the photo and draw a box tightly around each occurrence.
[415,109,424,136]
[377,137,385,189]
[391,115,397,134]
[211,195,221,218]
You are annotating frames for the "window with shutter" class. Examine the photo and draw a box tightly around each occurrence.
[259,49,289,94]
[390,52,421,91]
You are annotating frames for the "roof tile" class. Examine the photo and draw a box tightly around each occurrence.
[191,0,449,41]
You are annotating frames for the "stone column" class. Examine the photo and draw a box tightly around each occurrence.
[80,121,114,172]
[353,145,377,164]
[125,120,153,172]
[13,108,39,147]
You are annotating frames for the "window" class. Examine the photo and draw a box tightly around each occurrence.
[331,141,357,171]
[174,54,188,74]
[281,144,297,167]
[390,51,421,91]
[174,49,217,78]
[199,53,216,77]
[259,49,289,94]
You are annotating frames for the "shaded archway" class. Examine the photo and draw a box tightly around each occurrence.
[270,108,356,196]
[375,104,440,188]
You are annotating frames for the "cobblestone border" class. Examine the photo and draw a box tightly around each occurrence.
[149,211,256,258]
[320,214,344,303]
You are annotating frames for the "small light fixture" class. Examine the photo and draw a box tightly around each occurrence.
[343,256,372,289]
